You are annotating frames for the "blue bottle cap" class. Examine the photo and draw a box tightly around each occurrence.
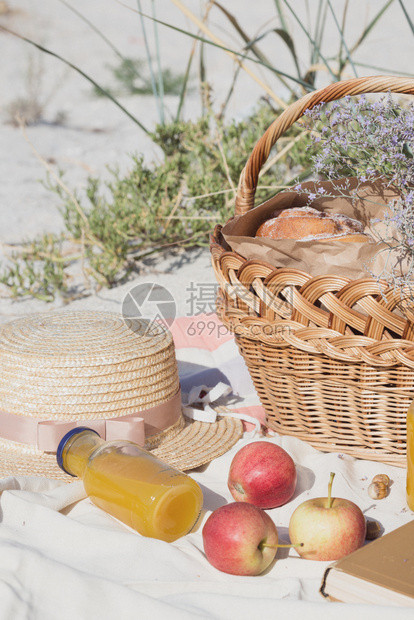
[56,427,100,476]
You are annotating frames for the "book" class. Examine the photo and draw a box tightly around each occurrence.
[320,519,414,607]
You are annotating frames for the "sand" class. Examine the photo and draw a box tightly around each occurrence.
[1,0,413,324]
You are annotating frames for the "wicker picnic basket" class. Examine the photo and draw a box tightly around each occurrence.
[210,76,414,467]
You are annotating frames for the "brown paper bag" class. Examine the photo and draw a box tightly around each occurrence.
[221,178,401,281]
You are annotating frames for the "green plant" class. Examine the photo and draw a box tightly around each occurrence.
[3,0,414,301]
[0,101,317,298]
[157,0,400,105]
[0,233,70,301]
[5,49,67,127]
[4,1,404,130]
[92,57,188,98]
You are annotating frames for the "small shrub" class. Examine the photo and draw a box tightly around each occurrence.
[93,57,188,98]
[0,101,317,299]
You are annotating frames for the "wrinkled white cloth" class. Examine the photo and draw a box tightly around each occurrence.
[0,435,413,620]
[0,315,413,619]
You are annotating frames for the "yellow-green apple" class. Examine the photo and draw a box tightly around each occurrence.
[202,502,287,575]
[228,441,297,509]
[289,472,366,561]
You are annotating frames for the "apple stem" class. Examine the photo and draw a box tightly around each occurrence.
[261,543,304,549]
[327,472,335,509]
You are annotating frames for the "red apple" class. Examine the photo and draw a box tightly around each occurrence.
[289,472,367,561]
[228,441,297,509]
[202,502,280,575]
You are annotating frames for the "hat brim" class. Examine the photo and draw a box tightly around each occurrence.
[0,413,243,480]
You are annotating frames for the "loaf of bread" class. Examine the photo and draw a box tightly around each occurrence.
[255,206,371,243]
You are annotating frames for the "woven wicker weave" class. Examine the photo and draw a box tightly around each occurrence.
[210,76,414,467]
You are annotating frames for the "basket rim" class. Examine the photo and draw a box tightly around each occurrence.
[234,75,414,215]
[211,224,414,369]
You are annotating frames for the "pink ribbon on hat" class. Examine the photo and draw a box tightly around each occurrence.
[0,389,182,452]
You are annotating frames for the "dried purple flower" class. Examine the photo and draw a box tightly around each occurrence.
[292,93,414,292]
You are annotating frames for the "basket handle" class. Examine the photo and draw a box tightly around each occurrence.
[235,76,414,216]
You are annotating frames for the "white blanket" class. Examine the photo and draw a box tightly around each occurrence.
[0,315,412,619]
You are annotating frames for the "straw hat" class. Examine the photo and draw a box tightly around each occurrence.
[0,311,243,480]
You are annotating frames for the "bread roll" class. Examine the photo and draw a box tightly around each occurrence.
[255,206,371,243]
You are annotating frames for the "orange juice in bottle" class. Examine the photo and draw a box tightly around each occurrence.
[407,401,414,511]
[57,427,203,542]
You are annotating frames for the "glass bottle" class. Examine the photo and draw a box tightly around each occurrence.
[57,427,203,542]
[407,400,414,511]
